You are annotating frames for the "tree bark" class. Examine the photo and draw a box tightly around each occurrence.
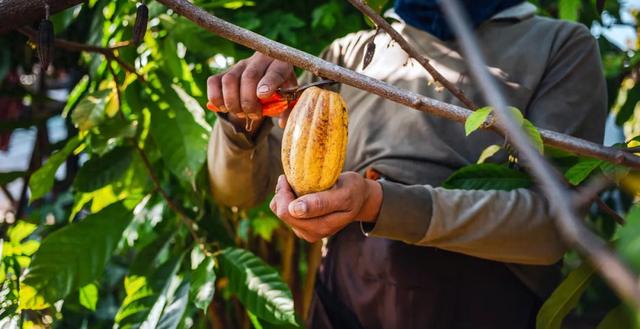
[0,0,84,34]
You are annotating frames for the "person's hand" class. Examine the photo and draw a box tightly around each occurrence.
[207,52,297,131]
[269,172,383,243]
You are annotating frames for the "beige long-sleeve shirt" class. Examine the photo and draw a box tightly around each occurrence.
[208,3,606,267]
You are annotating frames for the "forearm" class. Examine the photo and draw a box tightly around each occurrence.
[366,181,566,265]
[207,115,281,208]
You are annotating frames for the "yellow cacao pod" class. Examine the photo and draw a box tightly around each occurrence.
[281,86,348,196]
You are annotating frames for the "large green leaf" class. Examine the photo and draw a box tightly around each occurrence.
[596,304,640,329]
[156,280,190,329]
[220,247,298,326]
[558,0,581,21]
[618,205,640,272]
[62,75,90,118]
[564,158,603,186]
[19,202,133,309]
[148,83,209,185]
[442,163,532,190]
[115,254,184,328]
[29,136,82,202]
[78,282,99,311]
[190,257,216,311]
[71,89,114,131]
[73,146,134,192]
[536,263,595,329]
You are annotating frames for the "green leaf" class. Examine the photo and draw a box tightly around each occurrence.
[464,107,492,136]
[29,136,82,202]
[564,158,603,186]
[0,171,24,185]
[617,85,640,125]
[71,89,114,131]
[536,263,595,329]
[115,255,184,329]
[62,75,90,118]
[156,280,190,329]
[476,144,501,164]
[618,205,640,272]
[220,247,298,326]
[251,215,281,242]
[522,119,544,154]
[596,304,639,329]
[190,257,216,311]
[78,282,99,311]
[442,163,532,190]
[7,221,37,243]
[148,84,209,185]
[19,202,133,309]
[73,146,134,192]
[558,0,581,21]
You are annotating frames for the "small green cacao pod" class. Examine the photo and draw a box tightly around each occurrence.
[133,4,148,45]
[38,19,54,71]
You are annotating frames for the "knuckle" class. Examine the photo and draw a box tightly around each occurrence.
[276,208,287,219]
[221,72,237,85]
[240,100,256,111]
[311,196,325,211]
[242,68,260,81]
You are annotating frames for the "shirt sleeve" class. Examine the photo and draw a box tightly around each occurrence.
[207,39,348,208]
[365,23,606,266]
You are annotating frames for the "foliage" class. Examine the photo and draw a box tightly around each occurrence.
[0,0,638,328]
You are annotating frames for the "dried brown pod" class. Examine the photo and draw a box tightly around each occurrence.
[38,19,54,71]
[362,39,376,70]
[133,3,149,45]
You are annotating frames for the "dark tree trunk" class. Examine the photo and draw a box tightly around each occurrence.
[0,0,84,34]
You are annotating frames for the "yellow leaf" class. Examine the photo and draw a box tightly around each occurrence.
[19,284,49,310]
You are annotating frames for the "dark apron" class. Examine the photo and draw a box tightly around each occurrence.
[307,223,543,329]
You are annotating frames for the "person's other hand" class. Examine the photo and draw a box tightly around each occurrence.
[206,52,297,131]
[269,172,383,243]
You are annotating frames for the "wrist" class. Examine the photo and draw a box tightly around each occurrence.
[358,179,383,223]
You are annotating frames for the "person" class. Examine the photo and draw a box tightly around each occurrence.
[206,0,606,328]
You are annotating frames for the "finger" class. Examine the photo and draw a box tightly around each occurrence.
[273,175,297,220]
[257,60,295,99]
[221,60,247,118]
[288,186,352,219]
[240,54,273,120]
[277,71,300,128]
[206,75,226,112]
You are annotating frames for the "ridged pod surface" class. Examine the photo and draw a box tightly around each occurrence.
[281,87,348,196]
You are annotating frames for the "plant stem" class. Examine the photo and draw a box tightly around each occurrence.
[347,0,477,110]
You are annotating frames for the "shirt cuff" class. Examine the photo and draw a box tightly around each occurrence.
[361,180,433,243]
[216,113,274,150]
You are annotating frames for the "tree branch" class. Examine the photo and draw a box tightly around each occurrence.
[439,0,640,309]
[135,145,213,257]
[17,26,144,82]
[0,0,84,34]
[155,0,640,169]
[347,0,477,110]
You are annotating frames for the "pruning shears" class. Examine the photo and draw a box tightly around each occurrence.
[206,79,337,117]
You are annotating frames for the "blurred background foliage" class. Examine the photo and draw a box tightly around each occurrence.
[0,0,639,328]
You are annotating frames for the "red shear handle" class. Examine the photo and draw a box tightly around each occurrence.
[206,93,297,117]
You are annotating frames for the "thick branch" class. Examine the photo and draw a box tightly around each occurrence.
[0,0,84,34]
[439,0,640,309]
[156,0,640,169]
[347,0,477,110]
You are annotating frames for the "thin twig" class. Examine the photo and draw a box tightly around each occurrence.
[347,0,477,110]
[439,0,640,309]
[0,185,16,208]
[595,198,626,226]
[135,145,214,257]
[155,0,640,170]
[17,26,145,82]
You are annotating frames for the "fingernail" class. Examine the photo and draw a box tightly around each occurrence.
[292,201,307,216]
[257,85,270,94]
[248,113,260,120]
